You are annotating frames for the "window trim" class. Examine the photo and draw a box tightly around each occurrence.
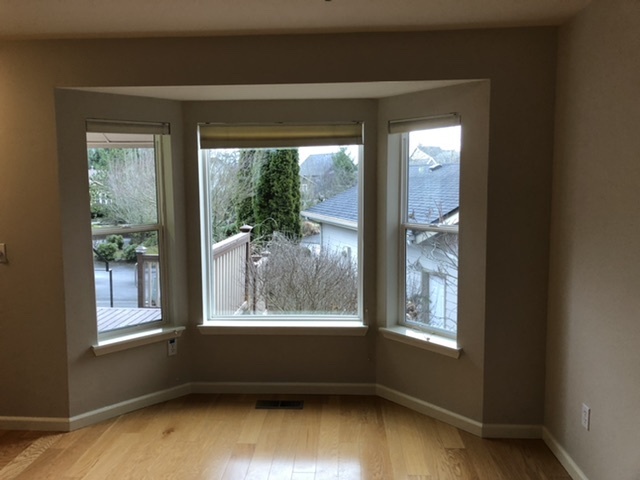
[92,326,185,356]
[198,320,368,336]
[379,326,461,358]
[396,127,461,339]
[198,127,365,325]
[86,123,172,340]
[379,81,490,358]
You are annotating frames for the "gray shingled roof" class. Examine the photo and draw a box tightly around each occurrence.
[407,164,459,224]
[302,163,459,225]
[302,186,359,224]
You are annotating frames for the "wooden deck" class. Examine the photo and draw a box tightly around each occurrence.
[97,307,162,332]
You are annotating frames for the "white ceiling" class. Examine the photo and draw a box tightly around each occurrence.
[1,0,590,40]
[74,81,475,102]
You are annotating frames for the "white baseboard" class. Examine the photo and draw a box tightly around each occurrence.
[376,385,484,436]
[482,423,543,439]
[542,427,589,480]
[0,382,545,447]
[0,383,374,431]
[68,384,192,431]
[0,415,70,432]
[376,385,544,439]
[191,381,376,396]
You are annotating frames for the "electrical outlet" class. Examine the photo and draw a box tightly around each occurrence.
[167,338,177,356]
[581,403,591,430]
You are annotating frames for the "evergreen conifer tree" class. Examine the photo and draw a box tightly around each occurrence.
[254,149,301,240]
[329,147,357,196]
[234,149,262,230]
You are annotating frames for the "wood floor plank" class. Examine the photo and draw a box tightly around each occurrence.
[81,432,140,479]
[437,448,479,480]
[238,407,268,444]
[459,430,511,480]
[338,441,362,480]
[314,399,341,480]
[291,473,316,480]
[398,404,438,477]
[359,399,393,480]
[435,420,466,450]
[292,401,321,475]
[520,439,573,479]
[0,433,62,480]
[267,409,303,480]
[0,395,571,480]
[0,431,50,470]
[189,398,242,479]
[245,409,284,480]
[381,400,411,479]
[222,442,256,480]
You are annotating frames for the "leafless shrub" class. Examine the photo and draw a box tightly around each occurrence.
[405,232,458,332]
[249,235,357,315]
[302,221,321,236]
[104,148,157,224]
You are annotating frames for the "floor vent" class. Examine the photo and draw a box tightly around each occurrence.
[255,400,304,410]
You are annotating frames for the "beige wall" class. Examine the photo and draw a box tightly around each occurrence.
[377,82,490,421]
[0,29,556,427]
[183,99,379,387]
[55,89,190,416]
[546,0,640,478]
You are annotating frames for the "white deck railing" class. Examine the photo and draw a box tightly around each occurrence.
[212,227,252,315]
[137,252,161,308]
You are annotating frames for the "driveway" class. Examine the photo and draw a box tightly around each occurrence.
[94,261,139,308]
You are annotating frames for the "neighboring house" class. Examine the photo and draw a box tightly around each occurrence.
[299,153,334,199]
[301,185,359,260]
[302,158,460,332]
[300,153,334,207]
[299,152,334,179]
[411,145,460,165]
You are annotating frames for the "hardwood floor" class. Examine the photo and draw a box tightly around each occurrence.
[0,395,570,479]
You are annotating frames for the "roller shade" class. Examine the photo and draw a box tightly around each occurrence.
[388,113,460,134]
[199,122,363,149]
[86,120,170,148]
[86,120,170,135]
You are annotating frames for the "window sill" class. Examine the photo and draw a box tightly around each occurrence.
[198,320,368,336]
[92,326,185,356]
[379,326,461,358]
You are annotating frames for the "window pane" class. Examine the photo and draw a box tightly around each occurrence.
[88,140,158,226]
[92,230,162,333]
[202,145,360,318]
[403,125,460,336]
[87,130,164,334]
[424,272,445,321]
[405,231,458,334]
[406,126,460,226]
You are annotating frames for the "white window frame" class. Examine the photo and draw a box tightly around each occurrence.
[395,114,461,340]
[197,123,364,326]
[86,121,171,341]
